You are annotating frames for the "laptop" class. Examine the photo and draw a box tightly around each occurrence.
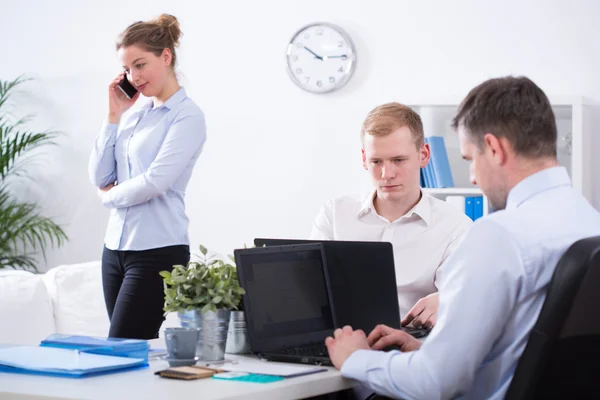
[254,238,430,339]
[234,243,334,365]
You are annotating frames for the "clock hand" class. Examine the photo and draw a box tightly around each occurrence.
[324,55,348,59]
[303,46,323,60]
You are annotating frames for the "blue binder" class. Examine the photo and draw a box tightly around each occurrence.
[473,196,484,221]
[427,136,454,188]
[423,137,436,187]
[40,334,149,361]
[465,197,475,220]
[0,346,147,378]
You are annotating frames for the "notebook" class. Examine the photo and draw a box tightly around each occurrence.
[0,346,147,378]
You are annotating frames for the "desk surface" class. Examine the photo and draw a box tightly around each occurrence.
[0,342,355,400]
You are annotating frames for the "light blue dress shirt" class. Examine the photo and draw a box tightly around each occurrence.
[341,166,600,399]
[89,87,206,251]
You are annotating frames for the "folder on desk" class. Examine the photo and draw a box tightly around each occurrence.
[0,346,147,378]
[40,334,149,361]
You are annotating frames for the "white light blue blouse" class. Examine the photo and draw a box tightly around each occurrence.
[89,87,206,251]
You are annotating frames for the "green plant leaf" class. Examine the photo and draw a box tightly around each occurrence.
[160,244,245,312]
[0,76,67,271]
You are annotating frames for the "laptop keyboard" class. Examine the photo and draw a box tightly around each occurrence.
[278,343,329,358]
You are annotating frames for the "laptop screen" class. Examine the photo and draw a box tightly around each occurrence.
[235,244,334,351]
[253,238,402,333]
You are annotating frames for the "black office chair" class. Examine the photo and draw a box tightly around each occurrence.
[506,235,600,399]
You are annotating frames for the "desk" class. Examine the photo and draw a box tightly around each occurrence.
[0,342,356,400]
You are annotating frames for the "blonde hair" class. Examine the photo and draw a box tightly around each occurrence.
[360,102,424,149]
[116,14,182,68]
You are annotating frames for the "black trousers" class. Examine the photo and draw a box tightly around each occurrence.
[101,245,190,340]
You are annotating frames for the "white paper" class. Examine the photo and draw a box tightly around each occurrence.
[210,357,327,377]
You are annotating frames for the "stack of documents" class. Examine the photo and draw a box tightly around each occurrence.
[0,346,147,377]
[40,334,149,361]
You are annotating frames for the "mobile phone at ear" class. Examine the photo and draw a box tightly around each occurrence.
[117,76,138,99]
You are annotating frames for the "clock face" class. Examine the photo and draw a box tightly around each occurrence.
[286,23,356,94]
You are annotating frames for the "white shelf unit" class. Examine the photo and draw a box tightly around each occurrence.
[411,96,592,216]
[423,187,490,217]
[423,188,482,195]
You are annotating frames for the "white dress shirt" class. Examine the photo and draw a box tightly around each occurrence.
[341,167,600,399]
[89,87,206,251]
[310,191,473,316]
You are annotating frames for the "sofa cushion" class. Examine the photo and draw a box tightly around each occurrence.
[0,270,55,345]
[42,261,110,337]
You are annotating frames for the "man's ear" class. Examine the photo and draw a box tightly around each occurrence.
[483,133,514,165]
[419,143,431,168]
[361,149,368,170]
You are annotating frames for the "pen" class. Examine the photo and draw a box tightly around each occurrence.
[206,360,238,367]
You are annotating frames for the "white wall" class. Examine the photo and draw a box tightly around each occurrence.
[1,0,599,270]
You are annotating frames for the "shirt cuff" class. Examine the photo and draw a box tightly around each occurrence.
[340,349,391,381]
[101,188,116,208]
[99,122,119,147]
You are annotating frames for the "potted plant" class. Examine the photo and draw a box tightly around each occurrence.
[0,76,67,270]
[160,245,245,361]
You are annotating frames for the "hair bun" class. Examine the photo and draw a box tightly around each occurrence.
[154,14,182,47]
[117,14,183,67]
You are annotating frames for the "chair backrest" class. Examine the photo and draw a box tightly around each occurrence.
[506,235,600,399]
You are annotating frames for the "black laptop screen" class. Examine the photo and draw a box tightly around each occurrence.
[240,248,334,340]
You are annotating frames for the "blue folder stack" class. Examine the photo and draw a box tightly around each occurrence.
[0,346,147,378]
[40,334,150,361]
[0,335,150,378]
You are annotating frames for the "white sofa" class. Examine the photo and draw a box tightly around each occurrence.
[0,261,178,345]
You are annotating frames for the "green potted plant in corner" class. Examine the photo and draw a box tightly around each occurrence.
[160,245,246,361]
[0,76,67,271]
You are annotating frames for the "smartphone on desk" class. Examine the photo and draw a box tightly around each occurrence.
[117,75,138,99]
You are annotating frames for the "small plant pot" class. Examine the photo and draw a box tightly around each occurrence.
[225,311,251,354]
[178,308,231,362]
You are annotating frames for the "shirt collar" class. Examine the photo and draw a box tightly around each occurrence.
[358,191,376,218]
[143,87,187,111]
[506,166,571,210]
[358,190,432,225]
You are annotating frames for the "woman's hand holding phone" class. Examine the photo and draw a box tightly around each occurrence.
[108,72,140,124]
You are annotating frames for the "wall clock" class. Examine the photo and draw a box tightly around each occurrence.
[286,22,356,94]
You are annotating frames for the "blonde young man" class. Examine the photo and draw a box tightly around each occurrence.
[310,103,472,328]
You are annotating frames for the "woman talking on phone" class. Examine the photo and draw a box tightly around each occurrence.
[89,14,206,340]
